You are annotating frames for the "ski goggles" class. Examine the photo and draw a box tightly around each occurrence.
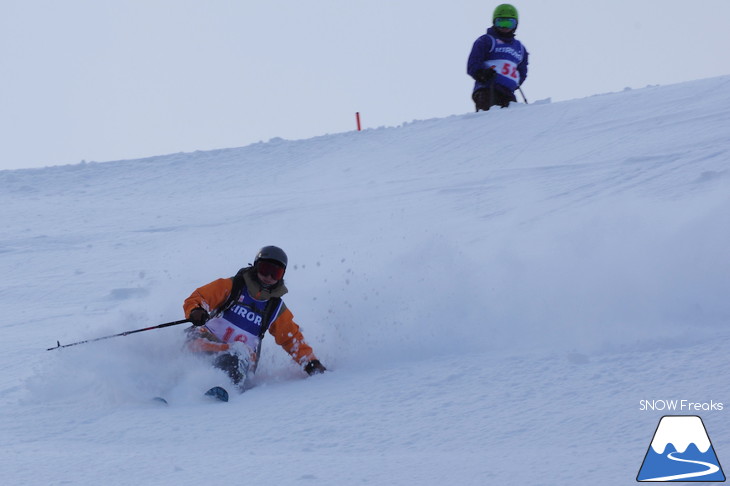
[257,260,285,280]
[494,17,517,30]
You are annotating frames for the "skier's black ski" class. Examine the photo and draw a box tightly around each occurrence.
[204,386,229,402]
[152,386,229,404]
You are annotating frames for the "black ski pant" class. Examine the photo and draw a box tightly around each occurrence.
[473,87,514,112]
[214,353,248,386]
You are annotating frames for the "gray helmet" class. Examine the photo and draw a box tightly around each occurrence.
[254,245,288,268]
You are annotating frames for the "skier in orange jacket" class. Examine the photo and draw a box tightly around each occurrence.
[183,245,326,391]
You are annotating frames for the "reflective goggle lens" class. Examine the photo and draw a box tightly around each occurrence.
[494,17,517,29]
[257,260,285,280]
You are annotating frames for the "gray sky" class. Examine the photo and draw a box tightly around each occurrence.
[1,0,729,170]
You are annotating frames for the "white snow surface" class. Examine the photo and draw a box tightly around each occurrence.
[1,77,730,485]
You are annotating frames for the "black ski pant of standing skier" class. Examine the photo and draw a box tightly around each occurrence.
[473,86,514,111]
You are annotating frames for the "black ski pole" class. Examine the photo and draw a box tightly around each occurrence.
[47,318,191,351]
[518,86,529,104]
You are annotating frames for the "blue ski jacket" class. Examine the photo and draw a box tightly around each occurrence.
[467,27,529,97]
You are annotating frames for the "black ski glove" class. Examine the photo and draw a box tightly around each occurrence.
[189,308,210,327]
[304,359,326,376]
[475,68,496,83]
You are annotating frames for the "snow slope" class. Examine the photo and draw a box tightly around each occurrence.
[1,76,729,485]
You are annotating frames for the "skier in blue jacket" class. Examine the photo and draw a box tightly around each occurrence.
[467,4,529,111]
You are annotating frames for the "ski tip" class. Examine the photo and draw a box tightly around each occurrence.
[152,396,169,405]
[204,386,229,402]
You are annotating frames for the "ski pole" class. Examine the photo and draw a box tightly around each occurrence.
[47,318,191,351]
[518,86,529,104]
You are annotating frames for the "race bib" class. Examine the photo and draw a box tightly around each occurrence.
[487,60,521,83]
[205,303,264,353]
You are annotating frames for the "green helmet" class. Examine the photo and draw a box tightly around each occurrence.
[493,3,518,21]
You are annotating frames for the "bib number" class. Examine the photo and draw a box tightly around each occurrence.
[488,61,520,82]
[222,326,249,343]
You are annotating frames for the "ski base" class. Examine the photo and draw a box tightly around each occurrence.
[152,396,168,405]
[204,386,229,402]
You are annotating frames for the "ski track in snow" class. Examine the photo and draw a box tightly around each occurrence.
[1,76,730,485]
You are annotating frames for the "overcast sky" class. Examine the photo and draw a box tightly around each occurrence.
[1,0,729,171]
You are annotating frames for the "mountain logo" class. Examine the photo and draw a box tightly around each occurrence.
[637,415,725,482]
